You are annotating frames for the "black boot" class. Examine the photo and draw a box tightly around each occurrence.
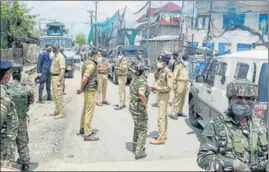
[21,164,29,172]
[135,153,147,160]
[84,134,99,141]
[77,128,84,135]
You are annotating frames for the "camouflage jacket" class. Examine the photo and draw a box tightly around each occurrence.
[6,80,33,118]
[197,112,268,171]
[129,75,149,112]
[0,84,18,143]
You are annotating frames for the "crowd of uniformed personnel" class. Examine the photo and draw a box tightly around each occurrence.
[1,44,268,171]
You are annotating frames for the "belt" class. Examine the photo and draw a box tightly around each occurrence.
[118,74,127,76]
[158,91,169,93]
[51,73,59,76]
[176,79,188,82]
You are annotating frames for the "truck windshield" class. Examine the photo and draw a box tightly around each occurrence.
[121,50,147,58]
[257,62,268,102]
[40,37,72,49]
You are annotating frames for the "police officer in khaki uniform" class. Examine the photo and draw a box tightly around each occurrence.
[115,51,128,110]
[152,55,163,107]
[50,44,66,119]
[150,55,173,145]
[77,49,99,141]
[96,50,110,106]
[169,54,188,120]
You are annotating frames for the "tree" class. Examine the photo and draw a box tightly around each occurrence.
[75,33,86,47]
[0,1,38,48]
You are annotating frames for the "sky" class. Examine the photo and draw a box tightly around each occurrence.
[24,1,181,40]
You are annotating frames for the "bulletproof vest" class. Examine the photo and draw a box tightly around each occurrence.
[7,82,29,118]
[215,114,268,164]
[130,77,149,103]
[81,59,98,91]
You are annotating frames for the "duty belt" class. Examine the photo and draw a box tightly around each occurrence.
[51,73,59,76]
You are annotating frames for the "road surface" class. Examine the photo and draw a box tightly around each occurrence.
[28,70,202,171]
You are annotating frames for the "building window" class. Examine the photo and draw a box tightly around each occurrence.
[237,43,252,52]
[206,60,219,87]
[195,15,209,29]
[259,14,268,35]
[223,14,245,29]
[202,42,214,50]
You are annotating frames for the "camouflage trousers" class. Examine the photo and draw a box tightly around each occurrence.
[129,101,148,156]
[16,117,30,164]
[0,115,18,167]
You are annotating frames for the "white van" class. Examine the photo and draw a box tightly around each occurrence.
[188,49,268,128]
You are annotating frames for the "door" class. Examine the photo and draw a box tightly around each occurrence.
[199,60,219,121]
[211,61,228,117]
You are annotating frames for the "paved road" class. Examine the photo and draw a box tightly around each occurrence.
[35,71,203,170]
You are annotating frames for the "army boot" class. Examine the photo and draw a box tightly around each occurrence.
[135,153,147,160]
[84,134,99,141]
[21,164,29,172]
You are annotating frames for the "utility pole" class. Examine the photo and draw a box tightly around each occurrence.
[147,1,151,39]
[94,1,98,47]
[87,10,94,26]
[178,0,184,53]
[205,1,213,58]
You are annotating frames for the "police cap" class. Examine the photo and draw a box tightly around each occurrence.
[160,55,170,63]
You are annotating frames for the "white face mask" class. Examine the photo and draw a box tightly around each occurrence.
[157,62,163,69]
[50,52,55,59]
[118,55,123,60]
[97,57,102,63]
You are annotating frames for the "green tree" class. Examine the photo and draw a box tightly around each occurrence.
[0,1,38,48]
[75,33,86,47]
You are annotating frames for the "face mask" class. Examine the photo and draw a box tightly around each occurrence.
[118,55,123,60]
[50,52,55,59]
[97,57,102,63]
[230,99,253,117]
[157,62,162,69]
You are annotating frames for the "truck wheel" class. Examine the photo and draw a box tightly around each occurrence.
[189,98,202,128]
[112,70,118,84]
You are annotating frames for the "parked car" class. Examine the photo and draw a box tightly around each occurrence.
[188,49,268,128]
[108,45,149,84]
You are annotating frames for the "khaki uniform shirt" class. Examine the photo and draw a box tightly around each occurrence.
[84,63,95,78]
[173,63,188,82]
[117,58,128,76]
[97,60,109,74]
[155,66,173,93]
[51,52,66,74]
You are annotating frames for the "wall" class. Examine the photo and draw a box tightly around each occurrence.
[159,25,179,36]
[186,1,268,53]
[141,40,178,67]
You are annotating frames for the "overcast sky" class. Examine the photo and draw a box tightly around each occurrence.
[24,1,181,40]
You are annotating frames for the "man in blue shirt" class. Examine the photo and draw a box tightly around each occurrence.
[37,44,52,103]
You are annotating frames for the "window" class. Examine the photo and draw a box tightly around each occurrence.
[216,62,227,76]
[202,42,214,50]
[259,14,268,35]
[234,63,249,79]
[258,62,268,102]
[223,14,245,29]
[206,60,219,86]
[195,15,210,29]
[237,43,252,52]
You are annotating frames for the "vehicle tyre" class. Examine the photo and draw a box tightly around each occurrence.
[112,70,118,84]
[189,98,202,128]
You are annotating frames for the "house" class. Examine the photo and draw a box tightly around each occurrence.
[184,1,268,54]
[136,2,181,65]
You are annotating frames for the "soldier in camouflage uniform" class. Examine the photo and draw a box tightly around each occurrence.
[129,64,150,160]
[7,70,35,172]
[0,61,19,169]
[197,79,268,172]
[129,51,145,87]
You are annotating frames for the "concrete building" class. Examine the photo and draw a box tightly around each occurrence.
[184,1,268,53]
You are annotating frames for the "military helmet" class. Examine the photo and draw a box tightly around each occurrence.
[226,79,258,99]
